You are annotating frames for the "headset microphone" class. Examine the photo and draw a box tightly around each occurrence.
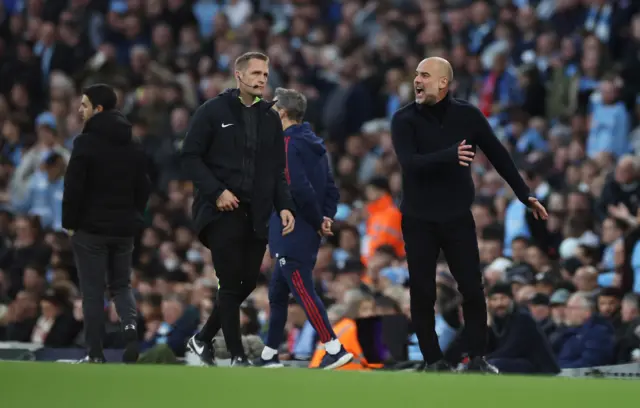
[237,76,260,89]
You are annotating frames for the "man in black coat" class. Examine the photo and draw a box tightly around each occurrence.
[63,83,151,363]
[181,51,295,366]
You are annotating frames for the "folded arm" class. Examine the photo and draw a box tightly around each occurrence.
[391,113,457,173]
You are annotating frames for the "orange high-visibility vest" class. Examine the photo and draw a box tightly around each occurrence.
[309,318,383,370]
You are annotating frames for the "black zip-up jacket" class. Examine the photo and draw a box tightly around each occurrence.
[180,88,294,240]
[391,93,531,222]
[62,110,151,237]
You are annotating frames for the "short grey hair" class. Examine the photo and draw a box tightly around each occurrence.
[274,87,307,123]
[569,292,594,310]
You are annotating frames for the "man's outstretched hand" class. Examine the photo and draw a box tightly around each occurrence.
[528,197,548,220]
[280,210,295,236]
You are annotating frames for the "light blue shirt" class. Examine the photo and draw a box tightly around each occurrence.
[503,183,549,256]
[631,241,640,293]
[408,314,457,361]
[13,172,64,230]
[586,102,630,158]
[292,320,316,359]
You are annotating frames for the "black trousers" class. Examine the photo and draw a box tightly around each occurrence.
[402,211,486,364]
[197,205,267,358]
[71,230,137,358]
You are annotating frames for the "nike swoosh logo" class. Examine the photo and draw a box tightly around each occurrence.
[221,123,233,128]
[193,340,204,354]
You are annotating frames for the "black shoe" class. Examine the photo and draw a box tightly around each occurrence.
[75,355,106,364]
[465,357,499,374]
[231,356,253,367]
[122,324,139,364]
[253,355,284,368]
[423,359,455,372]
[318,346,354,370]
[187,334,216,366]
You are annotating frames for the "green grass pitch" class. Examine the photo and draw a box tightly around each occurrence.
[1,361,637,407]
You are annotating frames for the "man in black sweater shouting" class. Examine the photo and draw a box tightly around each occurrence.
[391,57,548,373]
[181,52,295,366]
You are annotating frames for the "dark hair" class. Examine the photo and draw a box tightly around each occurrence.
[234,51,269,71]
[367,177,391,194]
[82,83,117,111]
[598,287,623,300]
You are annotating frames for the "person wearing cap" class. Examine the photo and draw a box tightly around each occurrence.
[63,83,151,363]
[484,283,560,374]
[534,272,556,296]
[547,288,571,342]
[528,293,557,338]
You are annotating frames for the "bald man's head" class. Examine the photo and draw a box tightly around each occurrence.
[414,57,454,105]
[615,154,640,184]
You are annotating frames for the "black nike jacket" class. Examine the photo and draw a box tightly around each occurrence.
[180,88,295,241]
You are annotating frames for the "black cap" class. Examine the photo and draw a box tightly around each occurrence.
[530,293,550,306]
[507,263,534,284]
[488,283,513,298]
[535,273,555,286]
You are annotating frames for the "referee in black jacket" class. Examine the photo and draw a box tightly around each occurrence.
[63,84,151,363]
[391,57,548,373]
[181,52,295,366]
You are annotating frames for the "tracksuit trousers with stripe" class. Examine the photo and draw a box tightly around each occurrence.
[266,257,336,348]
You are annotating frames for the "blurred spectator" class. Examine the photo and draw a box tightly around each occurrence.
[141,293,199,357]
[553,292,615,368]
[484,283,559,374]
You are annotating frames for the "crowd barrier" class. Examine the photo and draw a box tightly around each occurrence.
[1,342,638,378]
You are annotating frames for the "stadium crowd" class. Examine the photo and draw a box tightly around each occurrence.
[1,0,640,371]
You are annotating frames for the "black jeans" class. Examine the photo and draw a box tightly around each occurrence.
[197,205,267,358]
[402,211,486,364]
[71,230,137,358]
